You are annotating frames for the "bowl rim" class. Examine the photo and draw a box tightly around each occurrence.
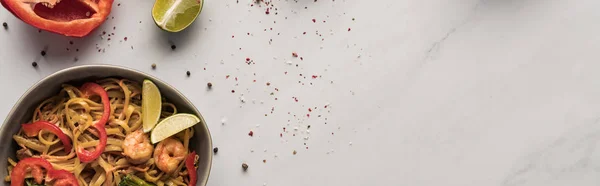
[0,64,213,185]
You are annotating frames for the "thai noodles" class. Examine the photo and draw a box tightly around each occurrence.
[6,78,199,186]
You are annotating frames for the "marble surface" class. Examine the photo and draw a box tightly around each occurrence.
[3,0,600,185]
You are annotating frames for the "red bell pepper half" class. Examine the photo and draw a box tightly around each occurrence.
[22,121,72,153]
[1,0,114,37]
[76,82,109,163]
[11,158,79,186]
[185,151,198,186]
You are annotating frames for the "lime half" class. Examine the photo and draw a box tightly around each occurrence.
[152,0,203,32]
[142,80,162,133]
[151,113,200,144]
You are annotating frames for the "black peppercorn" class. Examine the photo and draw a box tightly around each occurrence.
[186,71,191,76]
[213,147,218,154]
[2,22,7,29]
[31,62,37,67]
[41,51,46,56]
[242,163,248,171]
[171,45,176,50]
[207,82,213,88]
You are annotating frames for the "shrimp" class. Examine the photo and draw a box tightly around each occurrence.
[122,130,153,164]
[153,138,186,174]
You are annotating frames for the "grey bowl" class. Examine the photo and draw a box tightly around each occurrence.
[0,65,212,185]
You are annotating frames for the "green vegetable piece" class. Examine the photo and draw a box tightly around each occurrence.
[118,174,156,186]
[25,179,44,186]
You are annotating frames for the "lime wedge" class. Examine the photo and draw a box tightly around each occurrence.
[152,0,203,32]
[142,80,162,133]
[151,113,200,144]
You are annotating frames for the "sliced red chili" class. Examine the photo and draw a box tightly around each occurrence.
[185,151,197,186]
[22,121,72,153]
[76,82,109,163]
[10,158,53,186]
[1,0,114,37]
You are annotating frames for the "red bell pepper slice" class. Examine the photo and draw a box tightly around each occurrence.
[22,121,72,153]
[47,170,80,186]
[11,157,80,186]
[1,0,114,37]
[10,157,53,186]
[76,82,109,163]
[80,82,110,127]
[185,151,197,186]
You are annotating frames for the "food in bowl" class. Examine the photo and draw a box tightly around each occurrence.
[6,78,201,186]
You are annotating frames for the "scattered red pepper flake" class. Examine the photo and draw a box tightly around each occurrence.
[312,75,318,79]
[246,57,250,61]
[226,75,230,79]
[124,37,128,41]
[231,90,235,93]
[248,131,254,136]
[312,19,316,23]
[307,114,310,117]
[280,133,282,137]
[308,108,312,112]
[348,28,351,31]
[266,82,271,86]
[232,35,235,38]
[292,52,298,57]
